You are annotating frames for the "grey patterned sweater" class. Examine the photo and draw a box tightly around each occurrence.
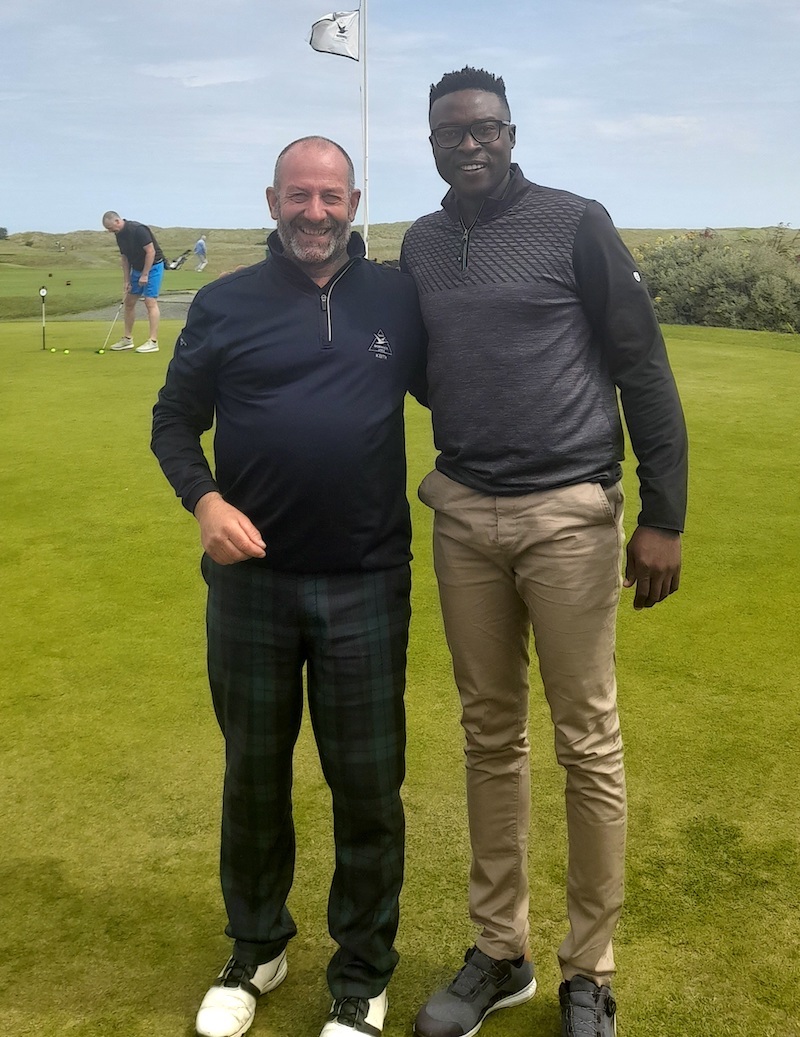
[400,165,688,531]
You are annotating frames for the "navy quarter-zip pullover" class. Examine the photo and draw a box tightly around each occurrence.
[152,232,427,573]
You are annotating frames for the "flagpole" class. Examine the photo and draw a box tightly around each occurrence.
[361,0,369,258]
[308,9,367,253]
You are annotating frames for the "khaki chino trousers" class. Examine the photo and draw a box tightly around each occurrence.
[419,470,627,985]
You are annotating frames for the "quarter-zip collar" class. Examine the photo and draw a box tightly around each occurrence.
[265,229,365,345]
[441,163,532,229]
[441,164,533,271]
[265,229,365,291]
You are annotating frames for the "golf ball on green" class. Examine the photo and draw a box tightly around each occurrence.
[50,347,56,353]
[63,349,70,354]
[98,349,105,354]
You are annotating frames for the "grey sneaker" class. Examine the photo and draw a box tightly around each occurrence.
[135,339,159,353]
[109,337,134,350]
[559,976,616,1036]
[414,946,536,1037]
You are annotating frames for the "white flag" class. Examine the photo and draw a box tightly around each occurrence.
[309,11,360,61]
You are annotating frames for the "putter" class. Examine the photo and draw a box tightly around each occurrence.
[97,301,124,353]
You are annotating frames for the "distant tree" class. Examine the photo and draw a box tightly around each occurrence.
[0,227,8,240]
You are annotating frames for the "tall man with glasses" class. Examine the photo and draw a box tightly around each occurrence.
[400,67,688,1037]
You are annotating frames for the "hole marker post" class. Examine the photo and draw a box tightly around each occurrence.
[39,286,47,350]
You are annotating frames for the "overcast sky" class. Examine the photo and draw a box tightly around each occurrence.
[1,0,797,235]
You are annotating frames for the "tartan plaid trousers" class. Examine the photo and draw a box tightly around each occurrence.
[202,555,411,998]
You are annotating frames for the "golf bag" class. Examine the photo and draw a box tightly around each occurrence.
[165,250,191,270]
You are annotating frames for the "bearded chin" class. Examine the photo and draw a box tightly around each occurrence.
[277,217,351,265]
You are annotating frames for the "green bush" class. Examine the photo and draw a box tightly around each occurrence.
[633,230,800,333]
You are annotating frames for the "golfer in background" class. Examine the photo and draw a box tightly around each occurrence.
[151,137,426,1037]
[194,233,208,271]
[102,211,164,353]
[401,67,688,1037]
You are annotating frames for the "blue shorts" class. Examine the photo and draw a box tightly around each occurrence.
[130,261,164,298]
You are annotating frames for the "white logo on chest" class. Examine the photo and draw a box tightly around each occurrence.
[369,330,393,360]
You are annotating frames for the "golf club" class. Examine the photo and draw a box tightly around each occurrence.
[97,300,124,354]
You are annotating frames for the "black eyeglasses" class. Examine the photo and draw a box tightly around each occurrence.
[430,120,511,149]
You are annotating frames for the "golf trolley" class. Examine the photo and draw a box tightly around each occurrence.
[165,249,191,270]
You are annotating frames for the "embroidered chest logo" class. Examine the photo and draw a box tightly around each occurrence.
[368,330,393,360]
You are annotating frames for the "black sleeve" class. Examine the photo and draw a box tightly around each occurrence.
[408,337,429,408]
[408,284,429,409]
[573,201,688,531]
[398,236,409,275]
[135,224,154,249]
[398,239,429,408]
[150,292,221,514]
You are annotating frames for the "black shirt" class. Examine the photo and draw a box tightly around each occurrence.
[115,220,164,269]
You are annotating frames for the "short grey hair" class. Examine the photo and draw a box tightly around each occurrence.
[102,210,121,226]
[273,137,355,195]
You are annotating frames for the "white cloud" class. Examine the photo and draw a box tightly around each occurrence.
[187,113,276,147]
[634,0,693,21]
[137,58,266,88]
[592,113,703,142]
[767,0,800,22]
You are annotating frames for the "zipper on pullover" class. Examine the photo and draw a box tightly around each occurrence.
[459,226,470,271]
[319,260,354,345]
[458,206,483,271]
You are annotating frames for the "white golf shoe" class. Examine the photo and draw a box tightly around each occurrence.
[320,990,388,1037]
[109,337,134,350]
[135,339,159,353]
[195,952,288,1037]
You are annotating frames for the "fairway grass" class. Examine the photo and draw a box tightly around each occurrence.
[1,321,798,1036]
